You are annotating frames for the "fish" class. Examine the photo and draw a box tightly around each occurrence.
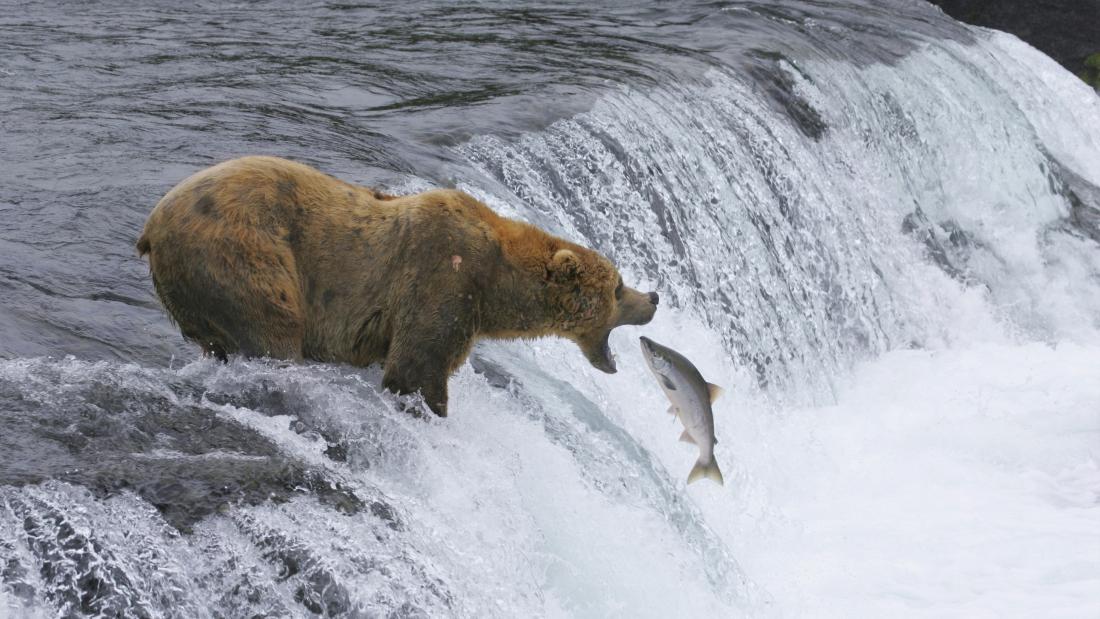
[639,336,725,485]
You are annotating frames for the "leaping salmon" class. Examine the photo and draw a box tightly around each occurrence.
[639,336,724,485]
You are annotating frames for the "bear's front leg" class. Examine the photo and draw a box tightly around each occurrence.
[382,330,473,417]
[382,362,449,417]
[382,297,477,417]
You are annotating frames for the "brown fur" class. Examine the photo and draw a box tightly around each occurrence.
[137,156,658,416]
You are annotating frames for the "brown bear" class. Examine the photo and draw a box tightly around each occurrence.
[137,156,658,416]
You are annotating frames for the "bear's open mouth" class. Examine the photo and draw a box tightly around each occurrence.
[587,333,617,374]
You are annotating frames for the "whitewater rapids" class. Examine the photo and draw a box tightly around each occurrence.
[1,3,1099,617]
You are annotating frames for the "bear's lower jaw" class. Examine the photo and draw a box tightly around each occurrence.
[583,333,617,374]
[591,356,617,374]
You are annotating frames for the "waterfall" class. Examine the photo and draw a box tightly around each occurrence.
[3,11,1099,618]
[458,31,1100,401]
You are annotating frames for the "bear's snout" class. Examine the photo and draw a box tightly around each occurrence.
[616,286,658,327]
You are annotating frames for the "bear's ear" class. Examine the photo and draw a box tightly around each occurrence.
[547,248,581,283]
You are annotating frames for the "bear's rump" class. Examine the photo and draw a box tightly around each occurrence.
[147,221,306,360]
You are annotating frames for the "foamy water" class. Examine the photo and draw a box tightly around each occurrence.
[2,7,1099,617]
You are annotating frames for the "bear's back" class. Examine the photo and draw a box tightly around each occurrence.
[141,156,360,241]
[141,156,504,255]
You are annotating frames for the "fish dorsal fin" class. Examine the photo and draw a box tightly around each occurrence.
[679,429,696,444]
[707,382,723,403]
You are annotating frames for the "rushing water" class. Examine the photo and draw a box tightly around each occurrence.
[2,1,1099,617]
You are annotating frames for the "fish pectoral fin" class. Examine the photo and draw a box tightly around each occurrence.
[707,382,724,403]
[678,429,696,444]
[667,405,678,416]
[687,458,724,486]
[660,375,677,391]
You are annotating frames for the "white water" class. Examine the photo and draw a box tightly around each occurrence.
[4,27,1100,619]
[735,342,1100,618]
[453,28,1100,617]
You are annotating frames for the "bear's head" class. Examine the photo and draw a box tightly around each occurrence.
[546,247,658,373]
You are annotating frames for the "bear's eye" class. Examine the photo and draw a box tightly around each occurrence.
[614,278,624,300]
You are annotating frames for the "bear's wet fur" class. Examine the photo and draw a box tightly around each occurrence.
[138,156,658,416]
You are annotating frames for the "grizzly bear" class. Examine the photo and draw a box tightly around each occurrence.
[137,156,658,416]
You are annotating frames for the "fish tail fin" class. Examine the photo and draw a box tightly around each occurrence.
[706,382,723,402]
[687,458,724,485]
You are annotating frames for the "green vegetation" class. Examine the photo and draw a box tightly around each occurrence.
[1082,52,1100,89]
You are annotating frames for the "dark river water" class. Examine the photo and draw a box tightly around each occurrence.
[3,1,1100,616]
[0,0,966,364]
